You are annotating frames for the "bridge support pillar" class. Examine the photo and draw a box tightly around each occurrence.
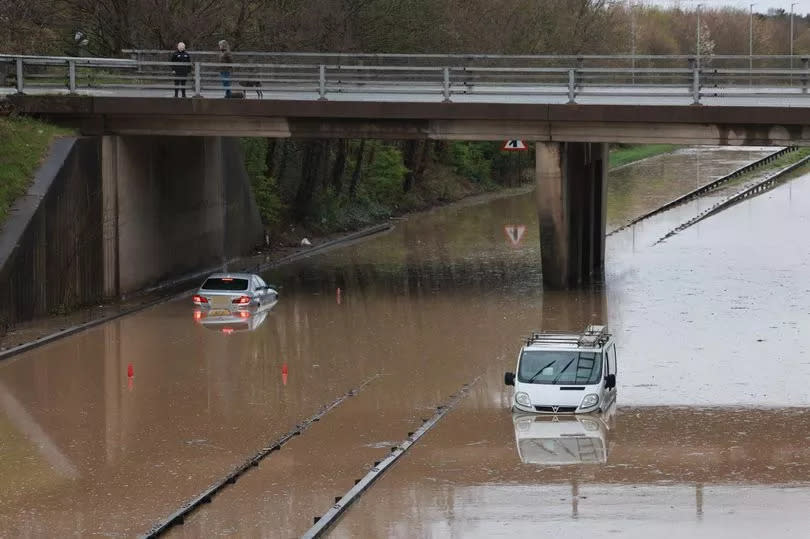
[536,142,607,288]
[100,135,263,298]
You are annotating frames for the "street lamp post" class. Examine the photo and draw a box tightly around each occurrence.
[750,3,756,85]
[696,4,702,69]
[630,1,636,84]
[791,2,798,84]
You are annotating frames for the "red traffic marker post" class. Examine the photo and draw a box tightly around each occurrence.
[282,363,288,386]
[127,363,134,391]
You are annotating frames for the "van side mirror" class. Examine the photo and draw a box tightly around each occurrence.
[504,372,515,386]
[605,374,616,389]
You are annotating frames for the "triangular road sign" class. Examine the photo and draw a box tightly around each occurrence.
[502,139,528,151]
[504,224,527,246]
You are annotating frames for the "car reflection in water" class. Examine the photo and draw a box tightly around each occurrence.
[192,299,278,334]
[513,403,615,466]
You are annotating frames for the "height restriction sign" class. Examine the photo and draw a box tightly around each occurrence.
[502,140,528,151]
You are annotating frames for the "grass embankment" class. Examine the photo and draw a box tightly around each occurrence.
[715,147,810,193]
[609,144,679,169]
[757,147,810,174]
[0,116,73,225]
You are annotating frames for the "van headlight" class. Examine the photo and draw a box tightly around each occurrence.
[581,394,599,408]
[515,392,532,407]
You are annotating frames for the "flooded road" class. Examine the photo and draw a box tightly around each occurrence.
[1,146,808,537]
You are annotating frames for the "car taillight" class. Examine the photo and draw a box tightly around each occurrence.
[232,296,251,305]
[193,310,204,321]
[238,310,251,318]
[192,295,207,304]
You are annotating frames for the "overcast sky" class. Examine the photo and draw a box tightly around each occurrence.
[646,0,810,15]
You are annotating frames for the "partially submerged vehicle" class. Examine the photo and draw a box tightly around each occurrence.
[504,325,617,414]
[513,409,613,465]
[192,273,277,311]
[192,273,278,334]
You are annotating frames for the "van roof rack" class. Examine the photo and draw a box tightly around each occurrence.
[525,325,610,349]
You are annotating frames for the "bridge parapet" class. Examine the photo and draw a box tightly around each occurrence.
[5,53,810,105]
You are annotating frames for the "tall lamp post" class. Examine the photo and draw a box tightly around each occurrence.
[791,2,798,82]
[629,0,637,83]
[696,4,702,69]
[750,3,756,85]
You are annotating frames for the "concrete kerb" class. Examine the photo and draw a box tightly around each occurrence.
[0,222,394,363]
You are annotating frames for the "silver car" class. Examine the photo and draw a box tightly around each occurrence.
[192,272,278,311]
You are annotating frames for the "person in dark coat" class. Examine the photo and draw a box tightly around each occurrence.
[170,42,191,97]
[218,39,233,98]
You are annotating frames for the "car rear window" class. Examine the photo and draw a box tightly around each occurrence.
[202,278,249,291]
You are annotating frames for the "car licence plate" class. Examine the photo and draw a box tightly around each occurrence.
[210,296,231,307]
[208,309,231,317]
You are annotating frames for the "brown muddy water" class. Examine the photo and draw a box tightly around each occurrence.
[1,146,807,538]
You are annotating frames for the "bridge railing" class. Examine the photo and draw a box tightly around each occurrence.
[3,54,810,104]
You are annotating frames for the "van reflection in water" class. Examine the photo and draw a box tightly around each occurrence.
[192,300,277,334]
[513,403,615,466]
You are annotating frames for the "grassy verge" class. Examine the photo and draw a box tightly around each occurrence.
[609,144,679,169]
[0,116,74,225]
[715,147,810,193]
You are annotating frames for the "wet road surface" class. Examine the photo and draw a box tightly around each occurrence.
[332,156,810,536]
[0,146,807,537]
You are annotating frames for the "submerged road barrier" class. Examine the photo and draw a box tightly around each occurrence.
[302,377,480,538]
[141,374,381,538]
[655,154,810,244]
[607,146,798,237]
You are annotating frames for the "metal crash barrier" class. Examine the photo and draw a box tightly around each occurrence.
[3,53,810,104]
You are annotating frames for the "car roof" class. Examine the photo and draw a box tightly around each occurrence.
[205,272,260,280]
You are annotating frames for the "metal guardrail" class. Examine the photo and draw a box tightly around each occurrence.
[607,146,799,236]
[656,153,810,244]
[3,53,810,104]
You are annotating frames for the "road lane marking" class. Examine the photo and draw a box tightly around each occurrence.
[141,374,381,538]
[302,377,480,539]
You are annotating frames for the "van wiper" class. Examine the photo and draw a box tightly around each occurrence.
[551,357,577,384]
[527,360,557,383]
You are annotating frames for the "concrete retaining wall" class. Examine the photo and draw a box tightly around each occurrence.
[0,137,104,327]
[0,135,263,329]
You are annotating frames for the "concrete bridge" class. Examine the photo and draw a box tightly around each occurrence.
[5,52,810,287]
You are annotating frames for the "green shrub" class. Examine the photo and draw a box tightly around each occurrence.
[361,143,409,208]
[449,142,492,184]
[240,138,284,231]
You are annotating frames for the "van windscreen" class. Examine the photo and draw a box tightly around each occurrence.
[518,350,602,385]
[201,278,249,291]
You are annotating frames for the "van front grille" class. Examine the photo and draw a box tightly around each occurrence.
[534,406,577,413]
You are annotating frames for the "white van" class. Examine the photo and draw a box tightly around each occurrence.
[504,325,617,414]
